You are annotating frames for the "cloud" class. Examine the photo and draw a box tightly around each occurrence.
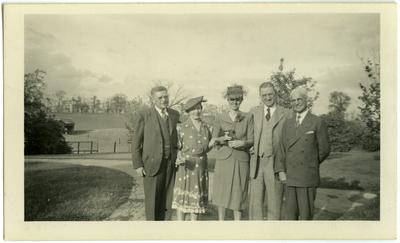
[312,64,367,115]
[25,27,113,97]
[98,75,113,83]
[25,27,59,47]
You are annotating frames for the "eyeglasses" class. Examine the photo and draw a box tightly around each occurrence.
[229,98,242,102]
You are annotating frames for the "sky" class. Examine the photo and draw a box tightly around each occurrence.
[25,14,379,114]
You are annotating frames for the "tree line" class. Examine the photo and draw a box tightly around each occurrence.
[24,57,380,154]
[46,91,143,114]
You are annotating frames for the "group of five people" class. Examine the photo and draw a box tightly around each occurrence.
[131,81,330,221]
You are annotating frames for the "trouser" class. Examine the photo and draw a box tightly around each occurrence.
[249,155,284,220]
[284,186,316,220]
[143,158,175,220]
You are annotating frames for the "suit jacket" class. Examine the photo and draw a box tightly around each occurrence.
[277,111,330,187]
[249,105,291,179]
[211,111,254,161]
[131,107,180,176]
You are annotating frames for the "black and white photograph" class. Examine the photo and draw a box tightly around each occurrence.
[3,3,397,240]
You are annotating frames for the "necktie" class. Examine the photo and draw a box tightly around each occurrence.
[161,109,170,133]
[161,109,168,120]
[296,114,301,127]
[265,107,271,121]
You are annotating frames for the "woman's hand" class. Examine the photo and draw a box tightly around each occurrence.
[175,152,186,167]
[135,167,146,177]
[228,140,245,148]
[210,136,232,147]
[278,172,287,183]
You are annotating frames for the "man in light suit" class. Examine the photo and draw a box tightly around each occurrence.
[277,86,330,220]
[131,86,180,220]
[249,82,291,220]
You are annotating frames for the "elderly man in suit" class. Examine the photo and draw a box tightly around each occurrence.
[277,86,330,220]
[131,86,180,221]
[249,82,291,220]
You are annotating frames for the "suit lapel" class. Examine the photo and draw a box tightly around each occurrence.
[254,106,263,144]
[288,111,312,148]
[167,108,174,135]
[271,106,285,129]
[220,111,234,124]
[151,107,162,135]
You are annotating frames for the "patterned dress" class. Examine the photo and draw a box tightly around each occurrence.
[172,118,212,214]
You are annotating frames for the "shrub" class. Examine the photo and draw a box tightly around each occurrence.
[25,110,72,155]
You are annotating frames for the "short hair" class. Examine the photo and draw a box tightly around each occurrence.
[150,86,168,95]
[290,86,308,99]
[259,82,276,93]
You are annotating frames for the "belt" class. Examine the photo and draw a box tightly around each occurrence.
[185,153,207,158]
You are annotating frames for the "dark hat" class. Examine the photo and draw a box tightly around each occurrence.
[226,85,244,99]
[183,96,207,112]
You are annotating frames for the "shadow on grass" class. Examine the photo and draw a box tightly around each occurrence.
[69,130,92,135]
[320,177,364,191]
[325,152,348,160]
[25,162,134,221]
[339,196,380,220]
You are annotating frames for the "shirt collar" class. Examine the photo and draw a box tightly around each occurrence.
[264,104,276,116]
[154,105,168,116]
[296,109,309,124]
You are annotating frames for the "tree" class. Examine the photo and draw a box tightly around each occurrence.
[329,91,351,114]
[269,58,319,109]
[358,57,380,151]
[91,96,101,113]
[147,81,189,110]
[24,69,47,114]
[55,90,67,112]
[321,91,354,152]
[110,93,128,114]
[125,96,149,135]
[24,70,71,155]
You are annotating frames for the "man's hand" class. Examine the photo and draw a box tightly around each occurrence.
[218,135,232,143]
[228,140,245,148]
[278,171,287,183]
[135,167,146,177]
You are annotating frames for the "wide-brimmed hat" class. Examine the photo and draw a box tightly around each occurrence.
[183,96,207,112]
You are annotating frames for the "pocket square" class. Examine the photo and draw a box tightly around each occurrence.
[305,131,315,134]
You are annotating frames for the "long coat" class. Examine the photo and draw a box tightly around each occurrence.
[277,111,330,187]
[249,105,292,179]
[131,107,180,176]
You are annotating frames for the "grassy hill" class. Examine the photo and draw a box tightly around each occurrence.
[52,112,129,130]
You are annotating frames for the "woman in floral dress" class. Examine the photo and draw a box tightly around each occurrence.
[172,96,212,221]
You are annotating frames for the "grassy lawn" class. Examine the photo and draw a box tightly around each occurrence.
[320,151,380,192]
[53,112,128,130]
[25,149,380,221]
[64,128,131,153]
[339,197,380,220]
[318,150,380,220]
[25,162,134,221]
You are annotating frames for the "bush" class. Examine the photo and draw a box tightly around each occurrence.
[25,110,72,155]
[321,112,360,152]
[361,130,380,152]
[24,69,72,155]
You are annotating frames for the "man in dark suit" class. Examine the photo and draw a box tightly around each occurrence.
[249,82,291,220]
[277,86,330,220]
[131,86,180,220]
